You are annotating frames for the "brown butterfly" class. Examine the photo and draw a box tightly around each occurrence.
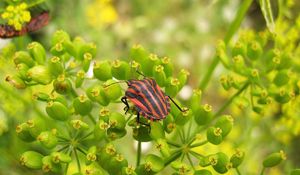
[0,11,50,39]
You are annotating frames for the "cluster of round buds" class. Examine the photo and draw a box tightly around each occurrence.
[1,3,31,30]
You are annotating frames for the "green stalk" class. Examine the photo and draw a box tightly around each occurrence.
[186,153,195,171]
[190,140,208,148]
[236,167,242,175]
[27,0,46,8]
[88,113,97,124]
[199,0,254,90]
[136,141,142,167]
[74,148,81,173]
[260,167,265,175]
[164,151,182,166]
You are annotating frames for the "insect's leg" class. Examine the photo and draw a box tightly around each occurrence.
[136,112,150,127]
[168,96,188,112]
[121,96,130,114]
[135,69,146,78]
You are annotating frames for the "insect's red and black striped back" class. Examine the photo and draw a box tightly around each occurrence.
[0,11,50,38]
[125,78,170,121]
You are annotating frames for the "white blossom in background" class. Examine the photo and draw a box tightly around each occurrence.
[133,141,152,153]
[196,17,210,33]
[199,44,214,61]
[177,51,192,68]
[0,39,11,49]
[179,85,193,100]
[222,0,239,22]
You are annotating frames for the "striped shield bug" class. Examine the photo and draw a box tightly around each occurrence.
[106,70,188,126]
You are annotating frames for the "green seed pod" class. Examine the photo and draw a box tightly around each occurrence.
[263,150,286,168]
[207,127,223,145]
[190,89,202,112]
[108,154,128,174]
[51,152,72,163]
[273,70,290,87]
[27,42,46,65]
[53,75,72,94]
[27,117,46,138]
[84,162,104,175]
[133,126,152,142]
[199,155,214,167]
[163,114,176,133]
[215,115,234,138]
[20,151,43,169]
[46,101,70,121]
[216,41,230,68]
[33,92,50,102]
[253,106,263,114]
[107,128,127,141]
[247,68,260,84]
[71,119,89,130]
[130,44,148,63]
[5,75,26,89]
[27,65,52,85]
[42,155,62,173]
[232,41,246,57]
[75,70,85,88]
[86,146,97,162]
[153,65,167,87]
[194,104,213,126]
[220,75,230,91]
[165,77,180,97]
[155,139,170,157]
[51,30,71,46]
[274,88,291,104]
[50,42,65,56]
[16,123,35,142]
[230,149,245,168]
[98,144,117,167]
[290,169,300,175]
[16,63,30,81]
[83,52,93,72]
[78,43,97,61]
[63,40,77,57]
[121,165,137,175]
[99,108,110,122]
[211,152,230,174]
[109,112,126,130]
[73,95,93,116]
[86,85,110,106]
[111,60,131,80]
[93,60,112,81]
[149,122,165,140]
[37,131,58,149]
[13,51,35,67]
[194,169,212,175]
[171,161,191,174]
[232,55,246,75]
[135,164,155,175]
[161,57,174,77]
[48,56,64,77]
[257,30,269,46]
[247,41,262,60]
[50,94,68,106]
[278,53,292,70]
[145,154,164,172]
[178,69,190,89]
[174,107,191,126]
[102,80,123,101]
[141,54,161,76]
[94,120,108,141]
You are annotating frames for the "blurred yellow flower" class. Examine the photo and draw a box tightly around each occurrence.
[85,0,118,28]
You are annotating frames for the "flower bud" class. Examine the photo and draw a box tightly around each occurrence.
[171,161,191,174]
[133,126,152,142]
[232,55,246,75]
[273,70,289,87]
[5,75,26,89]
[71,119,89,130]
[53,75,72,94]
[27,42,46,65]
[178,69,190,90]
[98,144,117,166]
[84,163,104,175]
[141,54,161,76]
[230,149,245,168]
[63,40,77,57]
[165,77,180,97]
[144,154,164,172]
[111,60,131,80]
[194,170,212,175]
[174,107,191,126]
[82,52,93,72]
[33,92,50,102]
[16,123,35,142]
[93,60,112,81]
[73,95,93,116]
[109,112,126,130]
[211,152,230,174]
[122,165,137,175]
[37,131,58,149]
[108,154,128,174]
[278,53,292,70]
[153,65,167,87]
[207,127,223,145]
[149,122,165,140]
[190,89,202,112]
[161,57,173,77]
[27,117,46,138]
[42,155,61,173]
[232,41,246,57]
[86,146,97,162]
[155,139,170,157]
[48,56,64,77]
[46,101,70,121]
[194,104,213,126]
[51,152,72,163]
[274,88,291,104]
[94,120,108,141]
[27,65,52,85]
[51,30,71,46]
[215,115,233,138]
[50,43,65,56]
[20,151,43,169]
[102,80,123,101]
[75,70,85,88]
[247,41,262,60]
[86,85,110,106]
[13,51,35,67]
[78,43,97,61]
[163,114,176,133]
[130,44,148,63]
[263,150,286,168]
[16,63,30,81]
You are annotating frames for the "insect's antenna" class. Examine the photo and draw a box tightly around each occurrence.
[103,81,128,88]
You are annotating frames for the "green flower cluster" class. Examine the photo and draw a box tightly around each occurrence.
[1,2,31,30]
[6,30,289,175]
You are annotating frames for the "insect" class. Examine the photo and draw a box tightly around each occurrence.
[0,11,50,38]
[120,71,187,126]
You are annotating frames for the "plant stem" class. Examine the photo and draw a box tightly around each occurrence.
[166,140,181,147]
[164,151,182,166]
[260,167,265,175]
[57,145,69,152]
[27,0,46,8]
[79,131,94,141]
[186,153,195,171]
[190,140,208,148]
[236,167,242,175]
[74,148,81,173]
[87,113,97,124]
[189,150,205,158]
[136,141,142,167]
[199,0,254,90]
